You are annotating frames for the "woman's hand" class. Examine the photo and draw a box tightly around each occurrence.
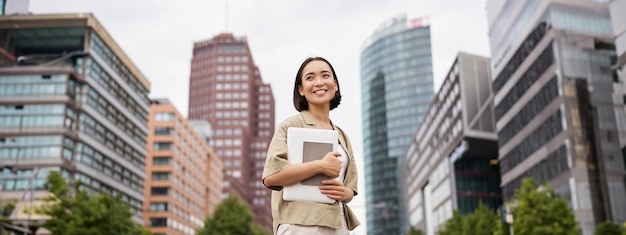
[319,180,354,203]
[317,152,342,178]
[263,151,341,188]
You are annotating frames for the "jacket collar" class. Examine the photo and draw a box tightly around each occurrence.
[300,110,319,127]
[300,110,336,130]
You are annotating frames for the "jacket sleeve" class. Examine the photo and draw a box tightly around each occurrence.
[342,130,359,196]
[262,122,290,191]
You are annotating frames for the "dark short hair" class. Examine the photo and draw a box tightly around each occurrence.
[292,57,342,111]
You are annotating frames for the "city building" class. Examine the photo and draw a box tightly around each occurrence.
[486,0,626,233]
[188,119,213,146]
[187,33,275,230]
[402,53,501,235]
[610,0,626,159]
[0,13,150,228]
[144,98,223,235]
[360,14,434,235]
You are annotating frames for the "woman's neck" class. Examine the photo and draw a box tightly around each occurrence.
[307,106,332,129]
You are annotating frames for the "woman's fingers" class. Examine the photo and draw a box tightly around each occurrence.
[319,153,342,177]
[319,180,347,201]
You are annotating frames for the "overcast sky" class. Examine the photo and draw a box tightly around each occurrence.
[29,0,490,233]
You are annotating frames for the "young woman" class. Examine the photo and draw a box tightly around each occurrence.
[262,57,360,234]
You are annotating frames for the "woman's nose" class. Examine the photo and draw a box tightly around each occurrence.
[314,77,324,85]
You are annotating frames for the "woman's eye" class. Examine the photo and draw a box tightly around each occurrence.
[305,76,313,80]
[323,74,330,78]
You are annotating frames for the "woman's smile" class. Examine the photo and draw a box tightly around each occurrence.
[299,60,337,106]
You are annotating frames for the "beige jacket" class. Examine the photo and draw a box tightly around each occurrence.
[262,110,360,233]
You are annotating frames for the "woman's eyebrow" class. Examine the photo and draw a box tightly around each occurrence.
[304,70,331,76]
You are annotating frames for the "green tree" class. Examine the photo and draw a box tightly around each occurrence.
[406,226,425,235]
[0,198,18,223]
[465,202,498,235]
[40,171,150,235]
[512,178,578,235]
[198,195,270,235]
[251,222,272,235]
[493,207,512,235]
[440,202,498,235]
[493,218,510,235]
[440,210,464,235]
[595,221,622,235]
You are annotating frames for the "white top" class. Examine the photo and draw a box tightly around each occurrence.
[335,144,349,183]
[336,144,349,208]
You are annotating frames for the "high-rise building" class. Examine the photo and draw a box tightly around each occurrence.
[360,14,434,235]
[610,0,626,155]
[188,33,274,230]
[486,1,626,233]
[402,53,501,235]
[0,13,150,226]
[144,98,223,235]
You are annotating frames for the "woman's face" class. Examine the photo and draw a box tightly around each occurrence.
[298,60,337,109]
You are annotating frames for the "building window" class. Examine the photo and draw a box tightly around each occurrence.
[153,142,172,150]
[152,172,171,181]
[154,112,175,122]
[151,187,170,196]
[152,157,172,165]
[149,218,167,227]
[154,127,174,136]
[495,43,554,120]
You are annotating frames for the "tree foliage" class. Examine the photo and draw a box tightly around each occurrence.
[595,221,622,235]
[440,210,464,235]
[406,226,425,235]
[511,178,578,235]
[466,202,499,235]
[0,198,18,223]
[39,171,150,235]
[439,202,498,235]
[251,222,272,235]
[198,195,270,235]
[493,215,510,235]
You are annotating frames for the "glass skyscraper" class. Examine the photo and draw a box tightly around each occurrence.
[486,1,626,233]
[360,14,434,235]
[0,13,150,227]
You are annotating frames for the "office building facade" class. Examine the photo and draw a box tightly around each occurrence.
[188,33,274,230]
[486,1,626,233]
[144,98,223,235]
[0,13,150,225]
[610,0,626,156]
[360,14,434,235]
[402,53,501,235]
